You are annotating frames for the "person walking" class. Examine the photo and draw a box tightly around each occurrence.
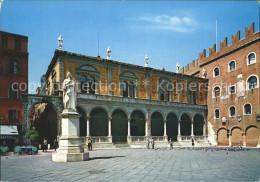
[42,138,47,152]
[169,138,173,150]
[147,139,150,149]
[54,139,58,151]
[89,138,93,151]
[192,138,195,147]
[151,139,155,149]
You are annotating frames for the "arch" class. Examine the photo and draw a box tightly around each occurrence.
[245,125,258,133]
[111,109,128,142]
[90,107,108,136]
[193,114,204,136]
[130,109,146,117]
[130,110,145,136]
[89,106,109,117]
[151,110,165,120]
[166,112,178,141]
[111,107,129,118]
[179,112,192,122]
[231,127,242,146]
[246,74,259,90]
[243,103,252,115]
[216,127,227,134]
[76,106,87,137]
[246,126,258,147]
[228,60,236,72]
[180,113,191,136]
[151,112,164,136]
[77,64,99,73]
[217,128,228,146]
[247,52,256,65]
[29,102,58,148]
[231,126,242,134]
[120,71,137,79]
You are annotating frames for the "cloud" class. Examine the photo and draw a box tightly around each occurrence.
[138,15,196,33]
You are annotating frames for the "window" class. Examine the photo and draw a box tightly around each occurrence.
[213,86,221,97]
[1,35,7,48]
[229,85,236,94]
[129,82,136,98]
[229,106,236,117]
[15,37,21,50]
[247,53,256,65]
[215,109,220,119]
[46,80,50,94]
[8,110,19,123]
[51,70,56,81]
[159,78,172,101]
[122,81,128,97]
[80,75,87,93]
[9,83,18,99]
[213,67,220,77]
[88,76,95,94]
[244,103,252,115]
[7,60,19,75]
[248,76,258,89]
[229,61,236,72]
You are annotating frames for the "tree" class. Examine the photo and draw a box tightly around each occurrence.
[25,130,39,146]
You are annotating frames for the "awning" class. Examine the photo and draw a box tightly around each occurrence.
[0,125,19,139]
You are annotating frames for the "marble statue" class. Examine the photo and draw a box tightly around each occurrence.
[176,62,180,73]
[63,72,76,110]
[202,68,207,78]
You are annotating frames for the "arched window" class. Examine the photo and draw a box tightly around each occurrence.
[122,81,128,97]
[244,103,252,115]
[229,61,236,72]
[213,86,221,98]
[247,76,258,89]
[247,53,256,65]
[80,75,87,93]
[229,106,236,117]
[129,82,136,98]
[213,67,220,77]
[88,76,95,94]
[215,109,220,119]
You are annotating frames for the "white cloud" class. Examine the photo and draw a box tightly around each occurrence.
[138,15,196,33]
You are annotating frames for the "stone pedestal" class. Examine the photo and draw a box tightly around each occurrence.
[52,110,89,162]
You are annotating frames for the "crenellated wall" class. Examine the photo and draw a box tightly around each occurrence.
[181,23,259,76]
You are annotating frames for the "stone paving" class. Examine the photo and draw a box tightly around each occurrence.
[1,148,260,182]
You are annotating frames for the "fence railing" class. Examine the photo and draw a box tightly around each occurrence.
[152,136,167,142]
[88,136,110,143]
[131,136,146,142]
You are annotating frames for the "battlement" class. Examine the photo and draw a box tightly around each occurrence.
[181,23,260,75]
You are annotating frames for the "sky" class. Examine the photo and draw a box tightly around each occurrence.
[0,1,259,93]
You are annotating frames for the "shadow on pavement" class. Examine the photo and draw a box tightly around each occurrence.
[90,156,125,160]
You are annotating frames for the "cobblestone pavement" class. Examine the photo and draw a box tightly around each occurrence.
[1,148,260,182]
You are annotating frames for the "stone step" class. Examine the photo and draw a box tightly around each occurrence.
[114,143,130,148]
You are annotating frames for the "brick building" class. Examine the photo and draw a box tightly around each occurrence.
[181,23,260,147]
[0,31,28,148]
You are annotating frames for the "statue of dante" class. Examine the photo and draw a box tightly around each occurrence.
[63,72,76,110]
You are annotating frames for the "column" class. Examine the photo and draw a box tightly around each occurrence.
[108,117,112,137]
[86,117,90,137]
[228,133,232,146]
[128,118,131,137]
[128,83,130,98]
[242,132,246,147]
[177,121,181,141]
[145,114,151,137]
[203,123,206,136]
[164,119,167,136]
[191,122,194,136]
